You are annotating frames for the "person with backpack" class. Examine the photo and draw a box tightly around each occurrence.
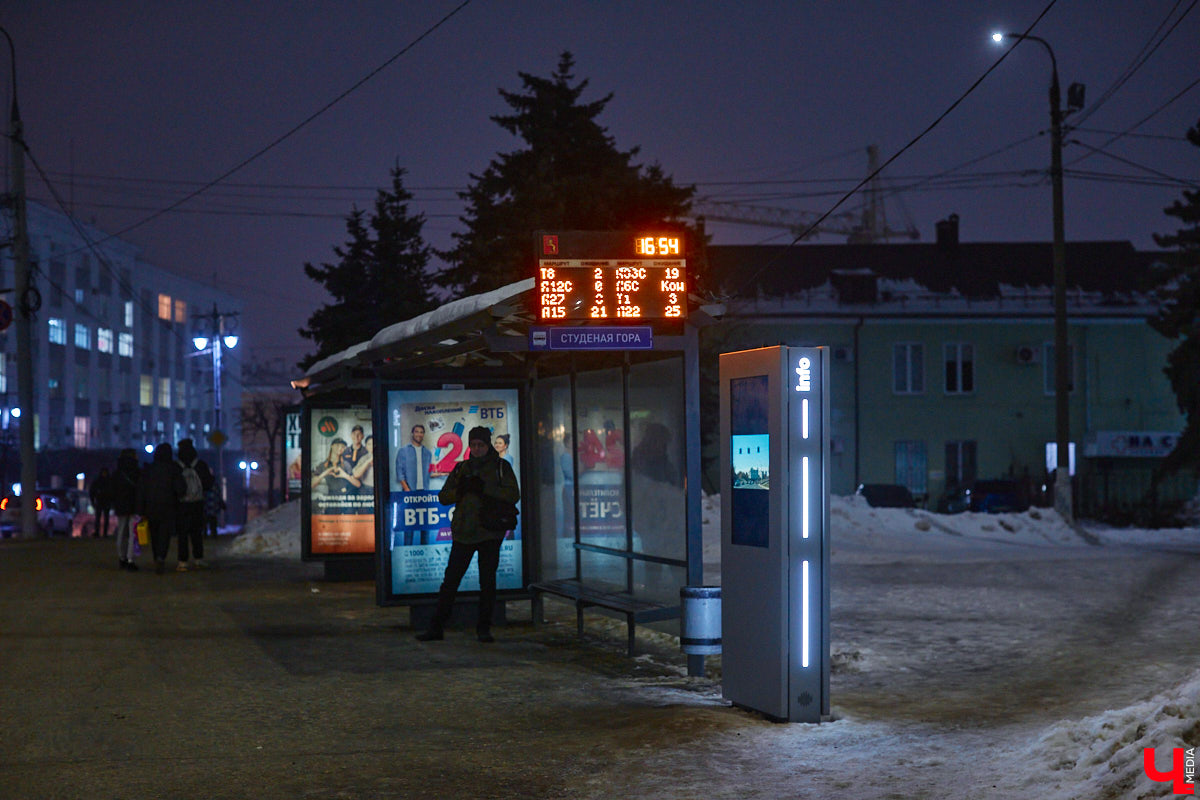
[175,438,215,571]
[416,426,520,644]
[112,449,142,570]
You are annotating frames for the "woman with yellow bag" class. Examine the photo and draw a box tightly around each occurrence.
[136,443,187,574]
[112,448,142,571]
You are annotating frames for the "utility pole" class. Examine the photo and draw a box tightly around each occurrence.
[3,27,37,538]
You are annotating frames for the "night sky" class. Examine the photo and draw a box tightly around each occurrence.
[3,1,1196,370]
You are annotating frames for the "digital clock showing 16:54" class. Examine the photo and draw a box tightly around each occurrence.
[535,231,687,321]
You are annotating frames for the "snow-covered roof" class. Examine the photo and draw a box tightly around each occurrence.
[294,278,535,389]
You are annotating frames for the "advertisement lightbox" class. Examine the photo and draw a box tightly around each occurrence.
[376,386,525,603]
[304,404,376,557]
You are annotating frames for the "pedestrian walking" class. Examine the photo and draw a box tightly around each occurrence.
[89,468,114,537]
[203,485,225,538]
[175,438,214,570]
[416,426,520,643]
[112,449,141,570]
[136,443,186,574]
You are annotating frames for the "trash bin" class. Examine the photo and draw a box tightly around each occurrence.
[680,586,721,655]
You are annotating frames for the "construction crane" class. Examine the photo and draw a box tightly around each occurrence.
[694,145,920,244]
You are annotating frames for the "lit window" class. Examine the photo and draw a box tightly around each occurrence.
[124,301,134,327]
[158,294,172,321]
[75,288,85,304]
[49,318,66,345]
[98,328,114,354]
[118,332,134,358]
[176,380,187,410]
[893,343,924,394]
[74,323,91,350]
[174,299,187,323]
[0,353,6,393]
[139,375,153,406]
[74,417,90,448]
[159,377,171,409]
[944,343,974,394]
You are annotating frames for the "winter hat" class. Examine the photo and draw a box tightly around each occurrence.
[468,426,492,446]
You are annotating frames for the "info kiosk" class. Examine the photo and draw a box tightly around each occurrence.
[720,346,830,723]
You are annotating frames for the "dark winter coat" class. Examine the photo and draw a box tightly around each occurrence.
[438,445,520,545]
[137,443,186,521]
[175,439,215,508]
[112,451,141,517]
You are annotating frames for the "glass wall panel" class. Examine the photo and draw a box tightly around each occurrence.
[531,374,575,582]
[575,367,627,587]
[628,357,685,563]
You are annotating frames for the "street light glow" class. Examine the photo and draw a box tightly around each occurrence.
[10,408,19,418]
[193,336,209,351]
[992,32,1004,42]
[223,335,239,349]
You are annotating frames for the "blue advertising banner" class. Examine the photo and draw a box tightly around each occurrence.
[384,388,522,597]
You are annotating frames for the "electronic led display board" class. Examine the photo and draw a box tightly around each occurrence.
[535,230,687,321]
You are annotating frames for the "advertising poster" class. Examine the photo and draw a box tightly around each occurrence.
[285,410,302,501]
[385,388,522,596]
[309,406,376,554]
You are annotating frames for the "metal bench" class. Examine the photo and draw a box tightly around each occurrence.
[528,578,680,656]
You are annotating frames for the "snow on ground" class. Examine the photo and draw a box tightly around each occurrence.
[233,495,1200,798]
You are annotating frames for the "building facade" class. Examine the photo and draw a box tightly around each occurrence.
[1,202,242,474]
[706,232,1192,519]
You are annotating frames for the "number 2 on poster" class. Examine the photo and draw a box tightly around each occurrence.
[434,431,463,474]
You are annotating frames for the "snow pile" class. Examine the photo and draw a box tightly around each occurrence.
[227,499,301,558]
[1017,669,1200,799]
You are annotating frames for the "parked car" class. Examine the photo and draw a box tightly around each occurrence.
[968,479,1030,514]
[856,483,917,508]
[0,490,78,536]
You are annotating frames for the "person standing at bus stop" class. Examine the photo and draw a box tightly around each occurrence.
[417,426,519,643]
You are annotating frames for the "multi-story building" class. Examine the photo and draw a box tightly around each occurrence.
[706,217,1192,520]
[1,201,242,482]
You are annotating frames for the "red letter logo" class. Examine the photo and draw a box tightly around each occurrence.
[543,235,558,255]
[1144,748,1194,795]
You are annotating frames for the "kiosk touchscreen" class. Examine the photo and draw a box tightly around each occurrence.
[720,346,830,723]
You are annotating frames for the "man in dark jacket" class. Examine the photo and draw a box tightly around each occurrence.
[175,439,215,571]
[112,449,141,570]
[417,426,520,643]
[89,469,113,537]
[136,442,186,574]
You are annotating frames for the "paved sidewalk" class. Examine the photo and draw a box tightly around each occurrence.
[0,537,712,800]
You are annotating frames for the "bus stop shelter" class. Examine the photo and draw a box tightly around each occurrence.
[292,277,713,670]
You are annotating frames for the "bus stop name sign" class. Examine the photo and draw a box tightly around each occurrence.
[529,326,653,351]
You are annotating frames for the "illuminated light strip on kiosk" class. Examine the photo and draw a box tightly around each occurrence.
[719,345,830,723]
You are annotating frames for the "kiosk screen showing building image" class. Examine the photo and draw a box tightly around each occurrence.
[730,375,770,547]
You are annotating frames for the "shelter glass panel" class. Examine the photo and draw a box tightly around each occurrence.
[628,357,685,563]
[575,367,627,588]
[531,374,575,582]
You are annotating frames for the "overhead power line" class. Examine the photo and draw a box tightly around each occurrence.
[725,0,1060,299]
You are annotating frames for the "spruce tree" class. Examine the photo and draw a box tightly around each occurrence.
[436,52,700,297]
[300,165,436,370]
[1148,117,1200,474]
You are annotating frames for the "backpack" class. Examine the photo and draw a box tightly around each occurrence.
[178,459,205,503]
[479,460,519,532]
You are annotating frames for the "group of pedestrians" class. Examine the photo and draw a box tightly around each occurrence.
[92,439,218,574]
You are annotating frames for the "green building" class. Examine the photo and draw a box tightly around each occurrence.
[706,223,1191,521]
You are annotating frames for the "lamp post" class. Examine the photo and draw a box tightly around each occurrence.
[238,459,258,525]
[993,32,1082,521]
[193,305,239,510]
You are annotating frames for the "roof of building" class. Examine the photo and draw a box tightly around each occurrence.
[708,240,1169,300]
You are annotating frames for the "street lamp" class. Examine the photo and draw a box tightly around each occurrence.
[193,304,238,508]
[993,32,1085,521]
[238,459,258,525]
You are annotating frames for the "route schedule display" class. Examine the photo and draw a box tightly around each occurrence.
[536,231,687,321]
